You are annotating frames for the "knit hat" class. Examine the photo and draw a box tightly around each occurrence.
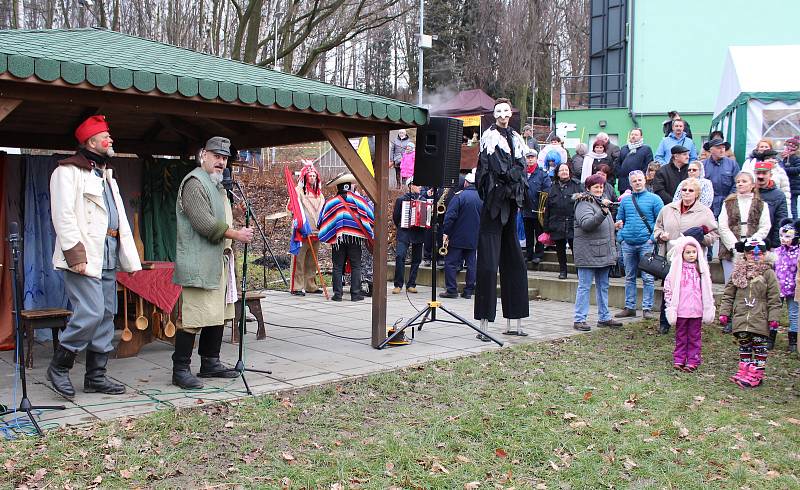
[735,237,768,253]
[779,218,799,245]
[75,115,110,144]
[682,226,706,246]
[584,173,606,190]
[785,136,800,150]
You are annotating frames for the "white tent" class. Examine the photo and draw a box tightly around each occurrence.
[712,45,800,163]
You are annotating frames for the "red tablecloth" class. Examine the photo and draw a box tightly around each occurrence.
[117,262,181,314]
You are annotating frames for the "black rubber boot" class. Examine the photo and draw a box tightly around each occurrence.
[767,330,777,350]
[172,330,203,389]
[47,345,77,399]
[197,326,238,378]
[84,351,126,394]
[788,332,797,353]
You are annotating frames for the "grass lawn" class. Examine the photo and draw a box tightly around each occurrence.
[3,319,799,489]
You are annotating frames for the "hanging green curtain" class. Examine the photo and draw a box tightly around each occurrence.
[141,157,194,261]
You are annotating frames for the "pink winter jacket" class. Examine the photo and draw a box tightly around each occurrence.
[663,236,716,326]
[400,152,415,179]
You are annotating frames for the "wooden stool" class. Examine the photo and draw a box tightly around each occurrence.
[229,292,267,343]
[21,308,71,368]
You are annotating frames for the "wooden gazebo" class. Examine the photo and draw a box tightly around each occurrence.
[0,28,428,348]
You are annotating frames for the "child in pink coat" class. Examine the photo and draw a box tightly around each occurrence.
[399,143,416,180]
[663,236,716,372]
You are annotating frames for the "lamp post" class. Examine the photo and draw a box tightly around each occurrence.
[417,0,435,107]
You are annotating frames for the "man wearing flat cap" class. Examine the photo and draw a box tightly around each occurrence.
[703,138,738,219]
[318,173,375,301]
[171,136,254,389]
[754,160,789,248]
[47,115,142,399]
[652,145,690,205]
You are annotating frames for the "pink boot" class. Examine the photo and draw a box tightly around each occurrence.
[736,364,765,388]
[730,362,750,384]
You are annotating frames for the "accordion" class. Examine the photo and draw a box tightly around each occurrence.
[400,199,432,229]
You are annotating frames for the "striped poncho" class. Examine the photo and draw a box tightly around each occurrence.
[317,192,375,245]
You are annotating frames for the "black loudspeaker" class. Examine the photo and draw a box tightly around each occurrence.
[413,117,463,188]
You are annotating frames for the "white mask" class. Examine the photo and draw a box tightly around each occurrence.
[493,103,512,120]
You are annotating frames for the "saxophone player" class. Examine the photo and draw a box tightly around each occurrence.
[439,170,482,299]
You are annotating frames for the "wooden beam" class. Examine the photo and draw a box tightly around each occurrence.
[322,128,377,202]
[0,98,21,124]
[0,79,409,136]
[158,115,205,142]
[371,132,390,348]
[0,131,186,155]
[236,128,325,149]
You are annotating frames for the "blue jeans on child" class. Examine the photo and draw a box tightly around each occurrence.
[787,296,799,333]
[574,267,611,323]
[621,241,655,311]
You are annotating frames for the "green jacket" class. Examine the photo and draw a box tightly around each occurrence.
[719,267,781,337]
[173,167,230,289]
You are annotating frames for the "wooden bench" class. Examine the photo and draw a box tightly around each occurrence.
[229,292,267,343]
[21,308,71,368]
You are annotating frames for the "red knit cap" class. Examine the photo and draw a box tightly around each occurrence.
[75,115,110,144]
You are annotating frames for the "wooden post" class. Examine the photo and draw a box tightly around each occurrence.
[321,128,378,202]
[371,132,390,348]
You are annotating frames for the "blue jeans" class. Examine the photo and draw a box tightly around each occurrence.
[793,193,800,219]
[394,240,422,288]
[574,267,611,323]
[621,241,655,311]
[787,296,799,333]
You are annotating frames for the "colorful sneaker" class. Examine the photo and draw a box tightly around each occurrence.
[735,364,764,388]
[682,364,698,373]
[673,363,684,371]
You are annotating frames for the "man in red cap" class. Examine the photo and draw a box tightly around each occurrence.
[754,160,789,248]
[47,115,142,400]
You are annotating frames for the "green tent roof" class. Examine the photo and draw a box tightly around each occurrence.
[0,28,428,126]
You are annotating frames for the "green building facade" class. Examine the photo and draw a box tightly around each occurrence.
[556,0,800,150]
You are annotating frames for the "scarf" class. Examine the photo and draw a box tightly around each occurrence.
[580,151,607,183]
[627,140,644,153]
[527,162,538,174]
[730,257,772,289]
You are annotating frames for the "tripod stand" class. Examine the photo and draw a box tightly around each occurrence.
[0,222,64,436]
[378,188,503,349]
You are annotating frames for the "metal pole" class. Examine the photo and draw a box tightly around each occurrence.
[417,0,424,106]
[273,11,280,71]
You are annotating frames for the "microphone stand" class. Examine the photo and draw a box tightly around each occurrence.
[0,223,65,435]
[224,170,288,289]
[225,180,272,395]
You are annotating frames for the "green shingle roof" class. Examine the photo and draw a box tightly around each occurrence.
[0,28,428,126]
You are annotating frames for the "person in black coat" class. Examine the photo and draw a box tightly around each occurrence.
[521,149,552,263]
[440,171,483,299]
[391,178,426,293]
[652,145,690,204]
[544,163,582,279]
[616,128,654,194]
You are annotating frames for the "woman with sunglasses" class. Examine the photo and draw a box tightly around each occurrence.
[653,178,719,333]
[671,160,714,208]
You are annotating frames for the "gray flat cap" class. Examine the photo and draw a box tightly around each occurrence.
[204,136,231,156]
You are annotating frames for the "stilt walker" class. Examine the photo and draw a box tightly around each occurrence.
[474,98,532,338]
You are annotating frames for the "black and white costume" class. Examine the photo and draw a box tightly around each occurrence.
[474,114,531,322]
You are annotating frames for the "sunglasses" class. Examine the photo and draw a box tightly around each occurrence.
[688,168,700,171]
[680,188,696,193]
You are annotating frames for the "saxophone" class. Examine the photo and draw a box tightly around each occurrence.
[436,188,452,256]
[436,187,451,215]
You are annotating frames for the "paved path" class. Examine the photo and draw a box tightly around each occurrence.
[0,286,633,429]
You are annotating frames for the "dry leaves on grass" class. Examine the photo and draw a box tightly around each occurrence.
[281,451,297,464]
[495,448,508,459]
[464,482,481,489]
[623,393,639,410]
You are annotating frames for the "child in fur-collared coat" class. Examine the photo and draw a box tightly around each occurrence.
[663,236,715,372]
[719,238,782,388]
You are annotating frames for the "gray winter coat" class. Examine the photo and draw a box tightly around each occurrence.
[391,136,411,164]
[572,193,618,268]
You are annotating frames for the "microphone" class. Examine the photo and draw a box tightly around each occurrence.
[222,167,233,191]
[8,221,19,240]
